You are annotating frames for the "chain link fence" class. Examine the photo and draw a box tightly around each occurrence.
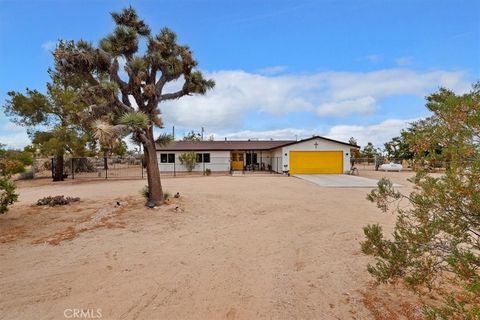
[31,156,284,180]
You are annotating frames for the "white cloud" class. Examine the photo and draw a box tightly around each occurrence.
[322,69,469,101]
[207,117,419,148]
[160,68,469,130]
[0,132,30,149]
[316,96,376,117]
[212,128,316,141]
[0,123,29,149]
[257,65,288,75]
[41,41,56,52]
[326,118,419,148]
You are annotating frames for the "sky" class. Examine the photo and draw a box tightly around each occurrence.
[0,0,479,149]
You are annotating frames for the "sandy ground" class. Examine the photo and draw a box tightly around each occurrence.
[1,171,427,320]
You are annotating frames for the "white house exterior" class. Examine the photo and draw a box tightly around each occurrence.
[157,150,231,173]
[270,137,354,174]
[156,136,359,174]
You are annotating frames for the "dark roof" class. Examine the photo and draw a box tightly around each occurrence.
[156,140,294,151]
[156,136,359,151]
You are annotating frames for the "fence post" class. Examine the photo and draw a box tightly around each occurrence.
[51,158,54,179]
[141,160,144,179]
[104,157,108,179]
[203,161,205,175]
[71,158,74,179]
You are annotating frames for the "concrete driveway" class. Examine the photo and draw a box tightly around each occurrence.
[294,174,402,188]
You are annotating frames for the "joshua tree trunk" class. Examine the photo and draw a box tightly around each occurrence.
[53,155,64,181]
[143,127,163,206]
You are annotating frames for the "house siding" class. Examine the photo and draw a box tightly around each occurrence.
[156,137,355,173]
[270,148,284,173]
[157,150,231,172]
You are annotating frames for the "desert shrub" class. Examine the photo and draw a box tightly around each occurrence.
[66,158,96,173]
[18,168,34,180]
[1,159,25,174]
[0,176,18,214]
[361,85,480,319]
[163,191,171,200]
[0,146,35,213]
[141,186,171,202]
[178,152,196,172]
[140,185,149,199]
[205,168,212,176]
[36,195,80,206]
[0,149,33,166]
[0,157,22,214]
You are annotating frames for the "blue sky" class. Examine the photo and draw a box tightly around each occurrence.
[0,0,479,149]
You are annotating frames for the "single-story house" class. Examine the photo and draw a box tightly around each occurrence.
[156,136,359,174]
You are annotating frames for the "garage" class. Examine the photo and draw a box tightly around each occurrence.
[289,151,343,174]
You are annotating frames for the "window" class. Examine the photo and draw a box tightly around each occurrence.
[196,153,211,163]
[160,153,175,163]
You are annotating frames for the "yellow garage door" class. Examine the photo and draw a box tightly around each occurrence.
[290,151,343,174]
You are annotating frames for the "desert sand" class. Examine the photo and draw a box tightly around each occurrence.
[0,171,425,319]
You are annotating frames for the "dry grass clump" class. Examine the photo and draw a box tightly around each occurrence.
[36,195,80,206]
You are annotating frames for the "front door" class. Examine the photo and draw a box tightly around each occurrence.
[231,152,244,170]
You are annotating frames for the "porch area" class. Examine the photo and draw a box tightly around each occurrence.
[230,150,282,173]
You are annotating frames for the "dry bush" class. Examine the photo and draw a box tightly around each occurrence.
[36,195,80,206]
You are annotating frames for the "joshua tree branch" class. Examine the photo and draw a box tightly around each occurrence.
[155,74,167,97]
[160,89,187,101]
[159,81,190,101]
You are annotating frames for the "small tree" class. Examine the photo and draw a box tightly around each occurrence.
[179,152,196,172]
[361,142,380,159]
[183,130,202,141]
[361,84,480,319]
[155,133,174,146]
[383,134,414,161]
[348,137,361,158]
[3,57,89,181]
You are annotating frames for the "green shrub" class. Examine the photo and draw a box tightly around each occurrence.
[178,152,196,172]
[141,185,171,202]
[163,191,171,200]
[205,168,212,176]
[140,185,149,199]
[361,85,480,319]
[0,176,18,214]
[0,157,22,214]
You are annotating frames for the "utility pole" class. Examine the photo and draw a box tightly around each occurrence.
[201,127,204,141]
[172,126,175,140]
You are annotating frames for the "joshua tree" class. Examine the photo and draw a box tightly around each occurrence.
[54,7,215,206]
